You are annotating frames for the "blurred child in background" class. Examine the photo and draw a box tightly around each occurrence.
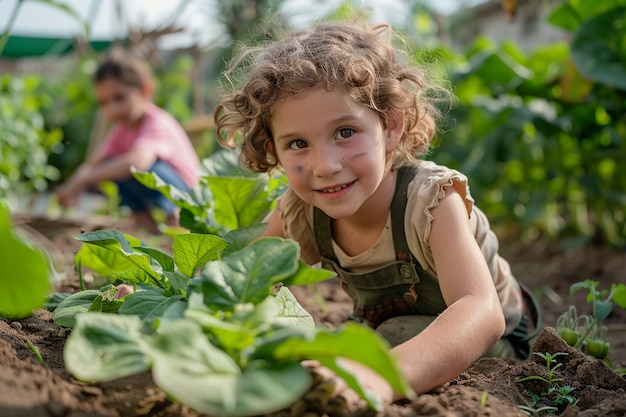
[56,47,200,234]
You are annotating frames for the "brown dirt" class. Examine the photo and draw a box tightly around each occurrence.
[2,215,625,417]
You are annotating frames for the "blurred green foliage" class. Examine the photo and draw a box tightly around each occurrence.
[430,1,626,247]
[0,75,62,198]
[1,0,624,248]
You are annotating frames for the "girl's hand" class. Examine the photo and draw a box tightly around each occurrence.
[56,167,91,207]
[303,359,395,412]
[56,181,83,207]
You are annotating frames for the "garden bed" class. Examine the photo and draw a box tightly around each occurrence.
[1,215,625,417]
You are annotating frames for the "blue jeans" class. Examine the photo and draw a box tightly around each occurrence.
[115,160,189,215]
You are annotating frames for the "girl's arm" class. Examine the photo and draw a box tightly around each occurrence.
[57,147,157,206]
[337,187,505,405]
[389,186,505,397]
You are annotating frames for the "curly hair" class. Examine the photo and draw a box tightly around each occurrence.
[214,20,448,173]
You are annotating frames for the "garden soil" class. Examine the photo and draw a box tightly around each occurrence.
[2,214,626,417]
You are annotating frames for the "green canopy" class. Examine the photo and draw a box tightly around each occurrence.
[1,35,112,58]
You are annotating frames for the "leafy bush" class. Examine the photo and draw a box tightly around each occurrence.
[52,230,413,417]
[431,2,626,246]
[0,74,62,198]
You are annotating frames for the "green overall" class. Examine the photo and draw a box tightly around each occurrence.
[313,164,539,359]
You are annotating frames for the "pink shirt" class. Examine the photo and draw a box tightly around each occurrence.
[101,103,200,188]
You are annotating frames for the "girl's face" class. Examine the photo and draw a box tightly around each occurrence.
[271,86,403,220]
[95,77,149,127]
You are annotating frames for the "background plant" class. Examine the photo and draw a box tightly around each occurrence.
[556,279,626,366]
[0,74,63,199]
[431,1,626,247]
[132,149,288,234]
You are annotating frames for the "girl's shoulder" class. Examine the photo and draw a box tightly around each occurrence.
[404,160,475,244]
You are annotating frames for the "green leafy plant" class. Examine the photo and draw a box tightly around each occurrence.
[132,150,288,235]
[56,229,414,416]
[0,75,63,199]
[555,279,626,364]
[517,352,577,415]
[432,1,626,247]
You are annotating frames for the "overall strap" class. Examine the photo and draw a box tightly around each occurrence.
[390,164,418,263]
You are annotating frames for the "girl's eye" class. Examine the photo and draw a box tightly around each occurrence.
[288,139,308,150]
[336,128,355,139]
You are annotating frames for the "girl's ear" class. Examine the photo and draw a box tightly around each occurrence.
[266,141,278,165]
[141,82,155,99]
[384,111,405,150]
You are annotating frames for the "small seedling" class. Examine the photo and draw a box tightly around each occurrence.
[24,338,44,365]
[479,391,488,407]
[518,352,566,386]
[517,352,578,414]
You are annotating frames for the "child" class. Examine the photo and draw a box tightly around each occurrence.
[56,48,200,234]
[214,21,539,403]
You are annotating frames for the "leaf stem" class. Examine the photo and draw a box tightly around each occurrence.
[25,339,44,365]
[76,259,87,291]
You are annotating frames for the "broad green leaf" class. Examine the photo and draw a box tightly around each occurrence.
[75,230,163,284]
[613,284,626,308]
[197,238,300,310]
[112,269,158,287]
[134,246,175,272]
[185,308,258,351]
[272,286,315,328]
[151,320,310,417]
[272,322,415,406]
[65,313,150,382]
[572,7,626,90]
[164,270,190,293]
[594,300,613,323]
[525,43,570,85]
[468,49,533,93]
[52,286,121,328]
[206,176,285,231]
[279,261,336,286]
[184,298,280,352]
[132,168,193,208]
[75,242,139,278]
[200,149,256,177]
[0,204,50,318]
[45,292,70,312]
[221,224,267,257]
[118,288,185,324]
[133,169,213,219]
[173,233,229,277]
[548,0,624,31]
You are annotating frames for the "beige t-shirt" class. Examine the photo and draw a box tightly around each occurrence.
[277,160,523,335]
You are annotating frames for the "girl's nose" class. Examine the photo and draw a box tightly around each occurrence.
[313,145,342,177]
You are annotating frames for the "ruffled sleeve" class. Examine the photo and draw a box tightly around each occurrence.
[405,160,473,274]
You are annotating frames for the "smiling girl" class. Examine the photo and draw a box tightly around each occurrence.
[215,21,539,404]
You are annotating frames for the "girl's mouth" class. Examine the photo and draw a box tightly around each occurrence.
[318,180,355,193]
